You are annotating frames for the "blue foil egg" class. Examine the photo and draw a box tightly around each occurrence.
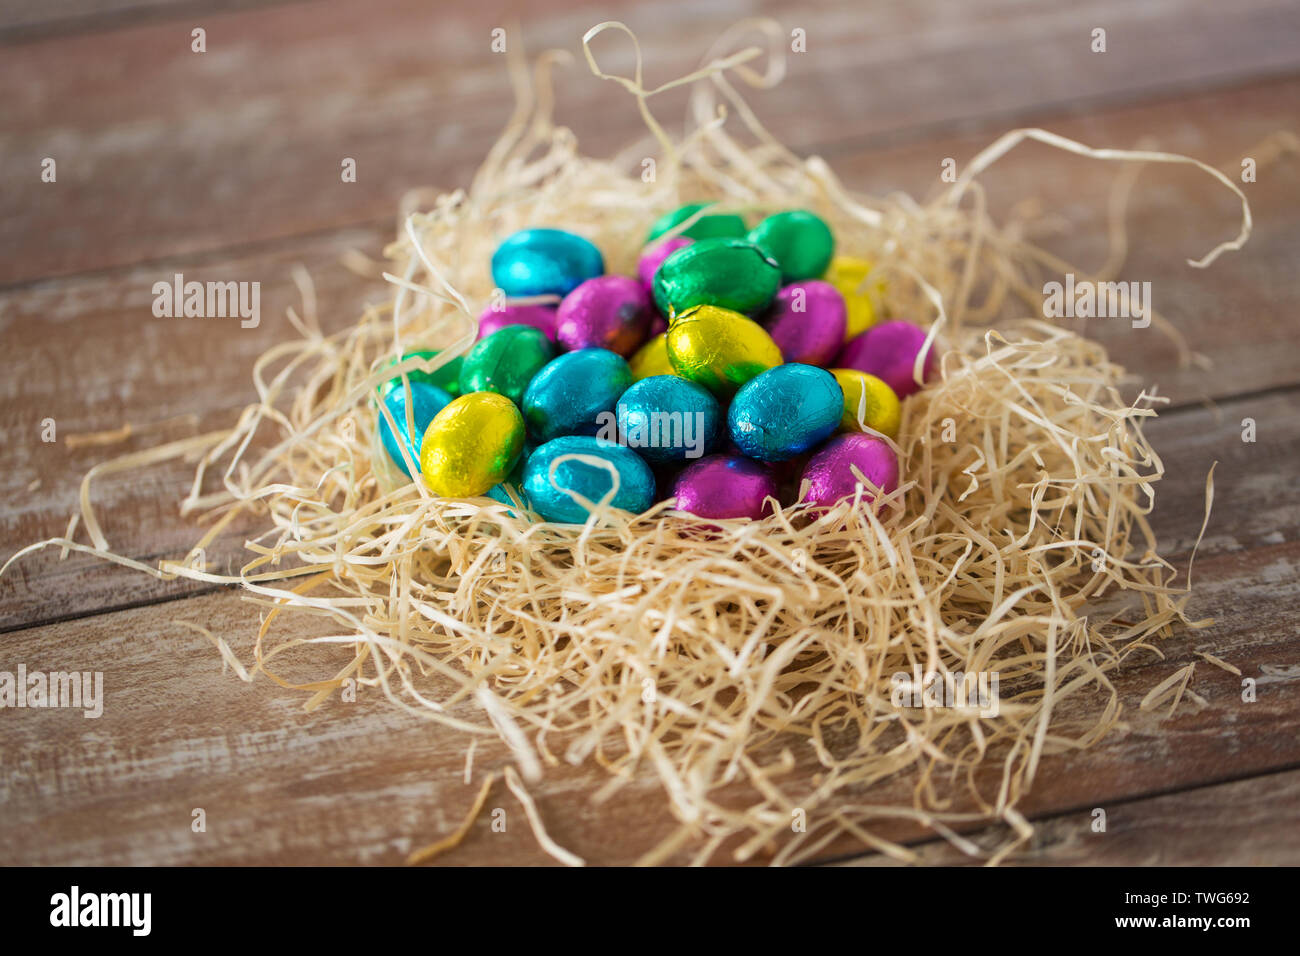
[523,435,656,523]
[491,228,605,298]
[612,375,720,466]
[378,381,453,477]
[728,364,843,462]
[522,348,633,443]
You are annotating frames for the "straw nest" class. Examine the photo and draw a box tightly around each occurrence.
[12,20,1253,865]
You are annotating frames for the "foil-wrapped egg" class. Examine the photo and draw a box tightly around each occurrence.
[637,237,692,292]
[652,238,782,318]
[665,305,783,399]
[830,368,901,438]
[646,202,747,243]
[801,433,900,509]
[379,349,462,398]
[459,325,554,406]
[377,380,453,478]
[727,363,843,462]
[556,275,654,357]
[671,454,778,520]
[477,303,559,343]
[419,392,525,497]
[747,210,835,282]
[762,280,847,366]
[522,348,633,443]
[836,320,935,399]
[826,255,883,339]
[629,333,674,381]
[491,228,604,298]
[523,435,656,523]
[613,375,720,466]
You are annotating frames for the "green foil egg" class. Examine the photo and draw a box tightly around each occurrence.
[646,202,749,243]
[747,210,835,282]
[665,305,783,399]
[379,349,463,398]
[420,392,525,497]
[458,325,554,406]
[652,238,782,318]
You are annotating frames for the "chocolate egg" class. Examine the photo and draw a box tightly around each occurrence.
[666,305,783,399]
[459,325,554,406]
[671,454,778,520]
[826,255,882,339]
[830,368,901,438]
[377,380,453,478]
[747,210,834,282]
[491,228,604,298]
[652,238,782,318]
[522,348,633,443]
[613,375,720,466]
[556,275,654,357]
[629,333,674,381]
[728,364,843,462]
[420,392,525,497]
[800,433,900,508]
[836,320,935,399]
[646,202,748,242]
[477,303,559,343]
[762,280,847,366]
[379,349,462,398]
[637,237,692,292]
[523,435,655,523]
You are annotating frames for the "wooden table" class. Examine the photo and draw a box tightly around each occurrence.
[2,0,1298,865]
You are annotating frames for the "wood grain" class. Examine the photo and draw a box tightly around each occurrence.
[3,0,1299,283]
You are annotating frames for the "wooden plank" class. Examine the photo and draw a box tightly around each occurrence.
[3,0,1298,282]
[831,768,1300,866]
[1,389,1297,865]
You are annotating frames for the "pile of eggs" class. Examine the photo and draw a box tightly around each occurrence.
[374,203,935,524]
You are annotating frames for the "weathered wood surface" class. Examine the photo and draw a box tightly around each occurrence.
[0,0,1298,865]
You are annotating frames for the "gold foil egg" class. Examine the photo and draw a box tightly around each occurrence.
[666,305,783,399]
[827,255,884,339]
[629,333,675,381]
[419,392,525,497]
[830,368,901,438]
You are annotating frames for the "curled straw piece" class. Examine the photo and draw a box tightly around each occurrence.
[3,20,1251,865]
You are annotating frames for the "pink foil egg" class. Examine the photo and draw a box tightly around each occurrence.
[672,454,778,520]
[556,275,655,357]
[638,236,693,292]
[762,280,847,367]
[801,433,900,509]
[835,320,934,398]
[477,303,559,342]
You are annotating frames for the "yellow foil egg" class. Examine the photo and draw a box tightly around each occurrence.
[827,255,884,339]
[830,368,901,438]
[419,392,525,497]
[629,333,675,381]
[666,305,783,398]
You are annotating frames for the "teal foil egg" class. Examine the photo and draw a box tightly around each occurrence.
[491,228,605,298]
[523,435,656,524]
[652,238,782,318]
[728,364,843,462]
[459,325,554,406]
[612,375,720,466]
[378,380,453,477]
[522,348,633,443]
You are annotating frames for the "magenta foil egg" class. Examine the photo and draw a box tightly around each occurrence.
[477,303,559,342]
[762,280,846,367]
[672,454,778,520]
[835,320,934,398]
[801,433,900,509]
[637,236,693,292]
[556,275,654,357]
